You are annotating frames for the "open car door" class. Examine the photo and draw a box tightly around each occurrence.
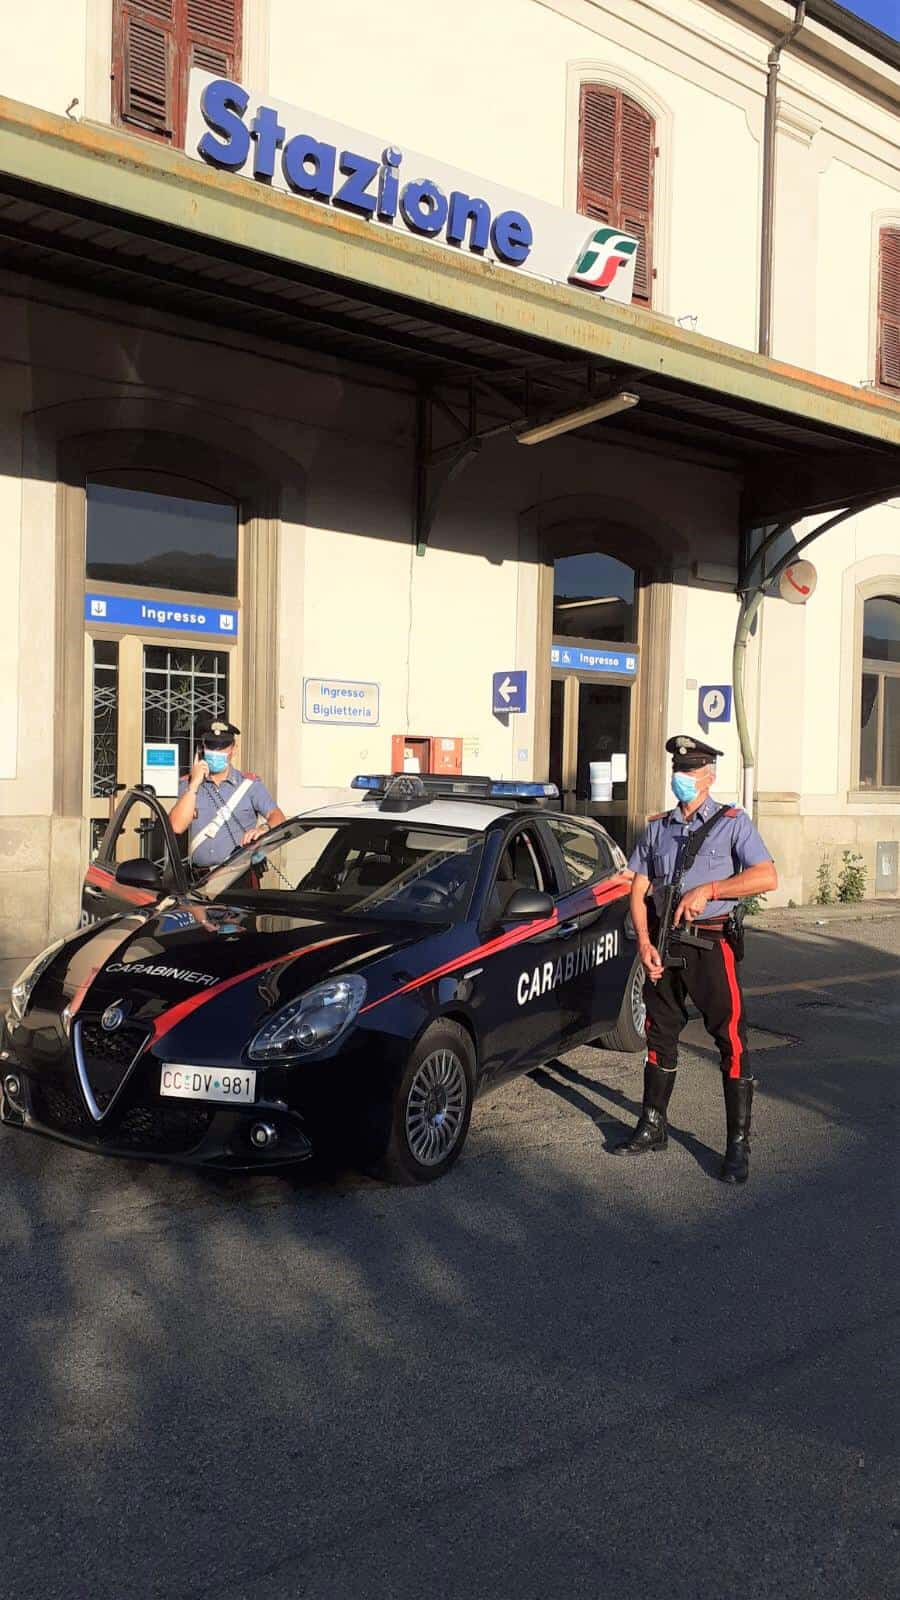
[82,786,191,925]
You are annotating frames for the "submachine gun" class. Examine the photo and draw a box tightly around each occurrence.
[654,804,730,970]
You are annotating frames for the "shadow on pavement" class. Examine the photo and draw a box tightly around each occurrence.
[531,1057,724,1178]
[0,921,896,1600]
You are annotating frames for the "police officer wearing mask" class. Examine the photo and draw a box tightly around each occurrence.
[619,735,777,1184]
[169,720,286,871]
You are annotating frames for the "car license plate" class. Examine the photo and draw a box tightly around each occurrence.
[159,1067,257,1104]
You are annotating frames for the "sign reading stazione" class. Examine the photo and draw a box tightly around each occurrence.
[185,72,641,305]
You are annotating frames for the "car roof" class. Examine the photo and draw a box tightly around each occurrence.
[299,798,513,831]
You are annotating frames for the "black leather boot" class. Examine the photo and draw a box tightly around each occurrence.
[719,1076,754,1184]
[615,1062,676,1154]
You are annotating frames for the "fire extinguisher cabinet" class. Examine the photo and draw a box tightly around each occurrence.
[391,736,463,776]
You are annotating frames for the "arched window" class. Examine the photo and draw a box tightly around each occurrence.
[552,552,636,644]
[577,86,655,306]
[859,594,900,789]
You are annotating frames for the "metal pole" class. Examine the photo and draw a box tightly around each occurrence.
[758,1,806,356]
[733,590,763,814]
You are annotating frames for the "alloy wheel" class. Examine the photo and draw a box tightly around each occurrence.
[405,1048,468,1166]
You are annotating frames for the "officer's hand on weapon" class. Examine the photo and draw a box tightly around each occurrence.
[674,884,713,926]
[639,940,665,983]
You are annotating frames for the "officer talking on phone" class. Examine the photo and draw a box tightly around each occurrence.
[617,734,778,1184]
[169,720,286,872]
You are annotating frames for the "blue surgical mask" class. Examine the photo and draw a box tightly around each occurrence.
[671,772,698,803]
[204,748,229,774]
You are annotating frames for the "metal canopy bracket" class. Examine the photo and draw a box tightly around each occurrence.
[414,390,483,557]
[734,489,900,813]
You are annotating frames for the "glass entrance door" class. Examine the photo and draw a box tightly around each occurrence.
[549,674,632,851]
[549,550,638,851]
[86,636,232,856]
[82,472,240,857]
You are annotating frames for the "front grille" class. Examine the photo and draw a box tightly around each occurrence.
[32,1083,92,1137]
[79,1020,149,1069]
[113,1102,214,1154]
[75,1018,150,1107]
[31,1082,213,1155]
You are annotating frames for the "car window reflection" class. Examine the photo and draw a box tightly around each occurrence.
[196,821,483,923]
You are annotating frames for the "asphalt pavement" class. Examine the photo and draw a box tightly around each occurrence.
[1,917,897,1600]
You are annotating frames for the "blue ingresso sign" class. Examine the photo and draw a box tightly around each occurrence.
[551,645,637,677]
[85,594,238,637]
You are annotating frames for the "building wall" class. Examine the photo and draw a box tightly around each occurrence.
[0,276,743,979]
[0,0,897,963]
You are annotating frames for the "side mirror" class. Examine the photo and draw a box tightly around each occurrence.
[116,858,163,891]
[503,888,554,921]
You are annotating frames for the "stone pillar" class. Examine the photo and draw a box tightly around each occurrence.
[631,577,672,835]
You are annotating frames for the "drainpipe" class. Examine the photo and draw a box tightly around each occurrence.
[758,0,806,355]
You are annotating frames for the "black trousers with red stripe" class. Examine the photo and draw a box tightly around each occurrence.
[644,933,748,1078]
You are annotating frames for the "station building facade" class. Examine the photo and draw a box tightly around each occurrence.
[0,0,898,984]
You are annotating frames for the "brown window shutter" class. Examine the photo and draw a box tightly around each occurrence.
[185,0,242,78]
[114,0,176,140]
[578,85,617,224]
[619,97,654,305]
[577,84,656,306]
[113,0,241,147]
[877,227,900,391]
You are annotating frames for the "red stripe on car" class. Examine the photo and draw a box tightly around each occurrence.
[150,936,352,1042]
[360,876,630,1015]
[85,863,157,907]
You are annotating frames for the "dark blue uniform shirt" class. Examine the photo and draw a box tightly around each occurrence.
[628,796,772,921]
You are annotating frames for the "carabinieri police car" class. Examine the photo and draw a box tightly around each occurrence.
[0,775,645,1184]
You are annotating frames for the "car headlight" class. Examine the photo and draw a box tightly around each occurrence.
[10,940,65,1022]
[248,975,367,1061]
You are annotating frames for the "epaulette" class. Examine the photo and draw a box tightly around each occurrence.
[244,772,260,781]
[648,811,667,822]
[722,806,741,817]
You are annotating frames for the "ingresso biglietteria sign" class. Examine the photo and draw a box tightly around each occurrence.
[185,72,640,305]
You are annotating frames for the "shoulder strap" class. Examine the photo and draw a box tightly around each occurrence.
[189,777,254,858]
[681,805,730,873]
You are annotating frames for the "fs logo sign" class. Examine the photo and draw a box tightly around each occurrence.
[569,226,640,298]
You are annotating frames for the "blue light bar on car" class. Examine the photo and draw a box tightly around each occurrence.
[490,782,559,799]
[350,775,559,803]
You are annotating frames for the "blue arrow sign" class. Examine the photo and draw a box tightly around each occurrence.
[492,670,527,715]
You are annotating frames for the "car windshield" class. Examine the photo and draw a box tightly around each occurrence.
[195,819,483,923]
